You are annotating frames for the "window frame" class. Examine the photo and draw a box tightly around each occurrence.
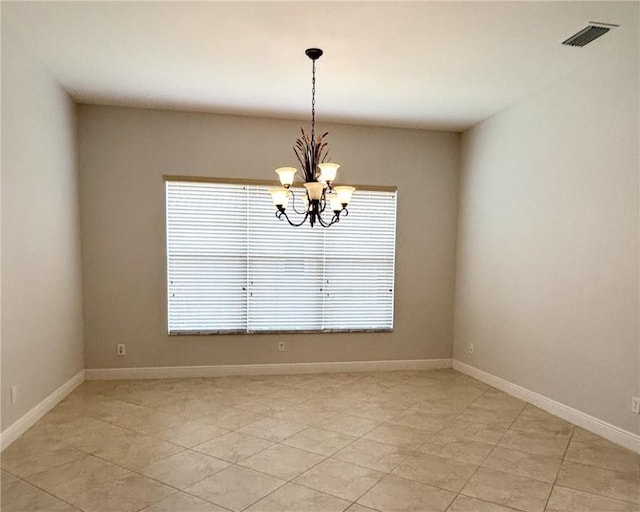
[164,175,398,336]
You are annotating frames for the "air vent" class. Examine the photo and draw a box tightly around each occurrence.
[562,23,616,47]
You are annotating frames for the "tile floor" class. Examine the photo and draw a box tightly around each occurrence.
[1,369,638,512]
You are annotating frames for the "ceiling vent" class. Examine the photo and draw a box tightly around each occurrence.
[562,23,617,47]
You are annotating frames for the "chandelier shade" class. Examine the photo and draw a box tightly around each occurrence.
[318,162,340,184]
[269,48,355,228]
[275,167,297,188]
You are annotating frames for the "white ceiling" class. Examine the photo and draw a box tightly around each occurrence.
[2,1,637,131]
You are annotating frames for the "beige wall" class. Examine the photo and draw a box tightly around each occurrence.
[454,40,639,433]
[1,28,84,431]
[78,106,460,370]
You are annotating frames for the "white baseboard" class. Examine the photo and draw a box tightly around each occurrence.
[0,369,85,452]
[85,358,452,380]
[452,360,640,454]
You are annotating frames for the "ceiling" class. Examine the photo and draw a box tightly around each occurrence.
[2,1,637,131]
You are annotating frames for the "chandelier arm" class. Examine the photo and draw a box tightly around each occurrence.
[276,209,310,227]
[317,211,340,228]
[289,189,307,215]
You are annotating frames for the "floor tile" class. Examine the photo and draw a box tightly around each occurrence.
[1,469,20,487]
[473,391,526,415]
[564,440,640,473]
[240,444,324,480]
[282,427,357,456]
[26,455,130,501]
[238,416,307,442]
[437,419,508,445]
[571,427,615,447]
[388,410,449,430]
[498,429,569,458]
[556,460,640,504]
[351,402,413,423]
[294,458,384,501]
[334,438,410,473]
[545,486,639,512]
[456,405,520,425]
[245,482,350,512]
[510,405,574,438]
[461,467,552,512]
[357,474,456,512]
[0,437,86,478]
[68,424,183,470]
[345,504,378,512]
[0,477,79,512]
[140,450,229,489]
[20,414,110,446]
[196,406,265,430]
[364,424,433,450]
[68,473,175,512]
[236,397,296,416]
[272,404,339,426]
[392,452,477,492]
[419,435,494,465]
[185,465,285,511]
[193,431,273,462]
[158,397,213,417]
[144,419,229,448]
[140,492,228,511]
[319,414,381,437]
[447,495,520,511]
[481,446,562,483]
[307,396,364,411]
[86,398,153,427]
[409,399,468,417]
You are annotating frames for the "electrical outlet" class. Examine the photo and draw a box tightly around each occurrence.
[632,397,640,415]
[10,386,17,404]
[117,344,126,356]
[469,343,474,354]
[278,341,286,352]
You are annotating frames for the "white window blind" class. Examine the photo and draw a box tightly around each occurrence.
[166,180,396,334]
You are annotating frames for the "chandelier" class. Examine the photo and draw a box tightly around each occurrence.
[269,48,355,228]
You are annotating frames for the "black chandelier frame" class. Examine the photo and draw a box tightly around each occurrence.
[272,48,352,228]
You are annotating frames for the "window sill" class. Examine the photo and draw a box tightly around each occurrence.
[168,328,394,336]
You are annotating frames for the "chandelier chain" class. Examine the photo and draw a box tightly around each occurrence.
[311,59,316,145]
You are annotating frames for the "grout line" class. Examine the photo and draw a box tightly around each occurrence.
[542,425,576,512]
[1,470,84,511]
[550,458,640,504]
[444,383,526,511]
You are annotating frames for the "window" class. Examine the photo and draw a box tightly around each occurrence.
[166,179,397,334]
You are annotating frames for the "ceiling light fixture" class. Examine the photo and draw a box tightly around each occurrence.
[269,48,355,227]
